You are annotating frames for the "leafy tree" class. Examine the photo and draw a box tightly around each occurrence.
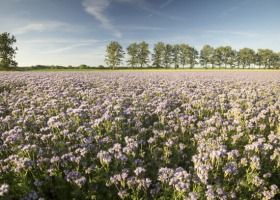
[163,44,173,68]
[152,42,165,67]
[228,50,238,68]
[270,52,280,69]
[105,41,125,70]
[98,65,105,69]
[0,32,18,70]
[255,53,262,69]
[209,53,216,69]
[79,64,87,69]
[247,49,256,69]
[180,44,190,68]
[189,46,198,68]
[200,45,214,69]
[238,48,255,69]
[138,41,150,68]
[172,44,181,69]
[214,46,235,68]
[222,46,235,68]
[238,48,248,69]
[126,42,139,68]
[247,49,256,68]
[213,47,224,69]
[277,52,280,69]
[104,41,279,70]
[257,49,274,69]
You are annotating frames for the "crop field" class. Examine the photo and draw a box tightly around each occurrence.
[1,71,280,199]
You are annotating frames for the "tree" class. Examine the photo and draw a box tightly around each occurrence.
[228,50,238,68]
[255,53,262,69]
[213,46,235,68]
[200,45,214,69]
[277,52,280,69]
[238,48,248,69]
[270,52,279,69]
[257,49,274,69]
[213,47,223,69]
[247,49,256,69]
[79,64,87,69]
[0,32,18,70]
[189,46,198,68]
[238,48,255,69]
[172,44,181,69]
[127,42,139,68]
[138,41,150,68]
[105,41,125,70]
[152,42,165,67]
[222,46,235,68]
[163,44,173,69]
[180,44,190,68]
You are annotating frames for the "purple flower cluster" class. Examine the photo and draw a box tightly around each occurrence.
[1,71,280,199]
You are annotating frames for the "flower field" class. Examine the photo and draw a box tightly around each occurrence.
[1,71,280,200]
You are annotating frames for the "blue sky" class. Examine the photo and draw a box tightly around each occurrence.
[1,0,280,67]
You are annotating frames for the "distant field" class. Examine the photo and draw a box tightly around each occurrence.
[1,71,280,199]
[22,68,280,72]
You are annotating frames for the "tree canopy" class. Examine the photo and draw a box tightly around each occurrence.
[0,32,18,70]
[105,41,125,70]
[104,41,280,69]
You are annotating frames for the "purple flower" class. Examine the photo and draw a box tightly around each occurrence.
[0,184,9,196]
[222,162,238,175]
[134,167,146,176]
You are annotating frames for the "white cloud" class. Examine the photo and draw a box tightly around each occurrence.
[203,30,259,38]
[137,1,181,20]
[125,26,163,31]
[221,7,238,16]
[81,0,179,37]
[14,21,76,35]
[82,0,122,38]
[18,39,99,44]
[41,43,92,54]
[160,0,174,9]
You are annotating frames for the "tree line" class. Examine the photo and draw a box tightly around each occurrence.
[105,41,280,70]
[1,32,280,70]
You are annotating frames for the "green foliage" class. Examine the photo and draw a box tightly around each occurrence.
[163,44,173,68]
[105,41,125,70]
[179,44,190,68]
[98,65,105,69]
[152,42,165,67]
[257,49,275,69]
[103,41,280,70]
[188,46,199,68]
[138,41,150,68]
[228,50,238,68]
[200,45,214,69]
[127,42,139,68]
[172,44,181,68]
[214,46,235,68]
[179,45,198,68]
[222,46,235,67]
[277,52,280,69]
[79,64,87,69]
[0,32,18,70]
[127,41,150,68]
[271,52,280,69]
[238,48,255,69]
